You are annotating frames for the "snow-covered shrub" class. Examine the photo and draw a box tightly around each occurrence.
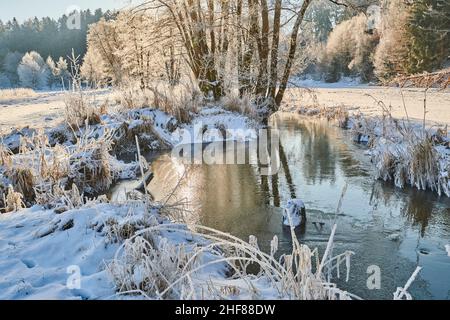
[221,94,257,117]
[109,222,357,300]
[370,134,449,197]
[35,183,84,212]
[17,51,49,89]
[109,235,202,298]
[113,83,200,124]
[113,86,153,110]
[1,127,138,208]
[349,108,450,197]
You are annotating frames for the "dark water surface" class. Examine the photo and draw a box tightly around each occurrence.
[113,113,450,299]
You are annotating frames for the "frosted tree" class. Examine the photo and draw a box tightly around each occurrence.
[46,56,70,88]
[86,18,125,85]
[0,73,11,88]
[17,51,49,89]
[373,0,410,80]
[80,47,107,87]
[321,13,379,82]
[405,0,450,74]
[137,0,315,114]
[46,56,58,87]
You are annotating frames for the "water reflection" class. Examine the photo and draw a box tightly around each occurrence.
[132,113,450,299]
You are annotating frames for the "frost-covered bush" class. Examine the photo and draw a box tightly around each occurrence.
[0,127,138,208]
[221,94,257,117]
[321,14,379,82]
[64,92,104,129]
[349,110,450,197]
[17,51,49,89]
[109,223,358,300]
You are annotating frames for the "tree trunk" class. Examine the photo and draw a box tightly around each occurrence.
[275,0,312,107]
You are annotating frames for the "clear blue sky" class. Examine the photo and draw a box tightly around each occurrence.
[0,0,132,22]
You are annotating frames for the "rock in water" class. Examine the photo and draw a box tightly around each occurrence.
[283,199,306,228]
[445,244,450,257]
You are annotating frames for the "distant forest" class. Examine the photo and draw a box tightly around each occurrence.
[0,9,111,67]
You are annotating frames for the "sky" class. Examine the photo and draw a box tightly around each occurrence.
[0,0,133,22]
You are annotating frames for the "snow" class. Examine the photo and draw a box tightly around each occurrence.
[173,106,259,146]
[0,204,121,299]
[284,86,450,125]
[282,199,306,228]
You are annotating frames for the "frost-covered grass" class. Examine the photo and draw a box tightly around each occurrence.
[0,88,38,104]
[109,220,360,300]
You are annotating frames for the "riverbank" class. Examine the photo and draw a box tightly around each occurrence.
[285,84,450,125]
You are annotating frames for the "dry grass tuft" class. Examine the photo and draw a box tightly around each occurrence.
[64,92,104,129]
[0,144,12,167]
[114,83,201,124]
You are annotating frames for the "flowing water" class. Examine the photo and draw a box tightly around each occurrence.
[112,112,450,299]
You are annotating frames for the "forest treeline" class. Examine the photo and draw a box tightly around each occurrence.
[0,9,112,88]
[0,1,448,104]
